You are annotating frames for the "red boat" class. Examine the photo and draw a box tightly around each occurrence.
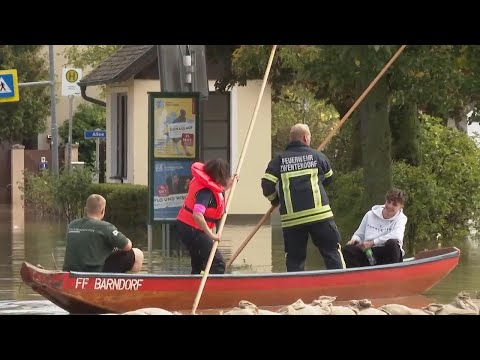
[20,247,460,314]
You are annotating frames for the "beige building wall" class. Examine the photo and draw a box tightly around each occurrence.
[38,45,102,150]
[229,80,272,215]
[132,80,161,185]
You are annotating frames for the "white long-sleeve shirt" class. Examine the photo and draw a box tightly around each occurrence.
[351,205,407,255]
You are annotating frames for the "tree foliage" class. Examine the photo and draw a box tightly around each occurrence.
[0,45,50,144]
[228,45,480,212]
[271,83,338,154]
[224,45,480,251]
[63,45,121,70]
[58,103,106,166]
[20,167,94,222]
[229,45,480,121]
[330,115,480,253]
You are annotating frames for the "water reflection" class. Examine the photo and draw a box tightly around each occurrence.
[0,203,479,314]
[0,300,67,315]
[0,204,13,302]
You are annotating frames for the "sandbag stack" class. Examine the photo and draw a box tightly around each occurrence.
[114,291,480,315]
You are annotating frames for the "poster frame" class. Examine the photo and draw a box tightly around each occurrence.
[148,92,200,224]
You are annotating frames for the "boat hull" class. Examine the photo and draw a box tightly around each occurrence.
[20,247,460,314]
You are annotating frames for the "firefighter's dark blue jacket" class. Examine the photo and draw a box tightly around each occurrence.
[261,141,334,228]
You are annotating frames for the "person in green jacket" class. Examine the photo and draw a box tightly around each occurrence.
[63,194,144,273]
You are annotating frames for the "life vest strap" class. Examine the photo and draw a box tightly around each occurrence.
[183,205,219,224]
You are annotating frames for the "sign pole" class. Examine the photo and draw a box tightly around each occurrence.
[95,138,100,183]
[83,129,106,181]
[67,95,74,170]
[95,128,100,184]
[62,67,82,171]
[148,223,153,272]
[49,45,59,175]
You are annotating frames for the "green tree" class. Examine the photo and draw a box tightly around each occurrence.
[0,45,49,144]
[58,103,106,166]
[228,45,480,205]
[20,167,96,222]
[389,103,422,165]
[271,83,338,154]
[331,115,480,253]
[63,45,121,70]
[395,114,480,251]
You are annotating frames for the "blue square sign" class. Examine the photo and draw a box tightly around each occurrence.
[0,69,19,102]
[0,74,14,98]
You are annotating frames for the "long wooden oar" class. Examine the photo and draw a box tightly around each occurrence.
[191,45,278,314]
[317,45,407,150]
[226,45,407,268]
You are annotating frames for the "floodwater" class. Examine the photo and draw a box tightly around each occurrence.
[1,204,479,315]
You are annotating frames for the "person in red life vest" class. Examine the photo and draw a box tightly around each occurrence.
[176,158,237,274]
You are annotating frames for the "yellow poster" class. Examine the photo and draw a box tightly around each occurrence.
[154,97,196,158]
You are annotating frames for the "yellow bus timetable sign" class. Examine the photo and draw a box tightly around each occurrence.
[62,68,82,96]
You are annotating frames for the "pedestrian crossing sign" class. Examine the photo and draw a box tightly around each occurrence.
[0,69,19,103]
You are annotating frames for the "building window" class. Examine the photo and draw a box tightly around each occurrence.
[201,92,230,163]
[112,93,128,179]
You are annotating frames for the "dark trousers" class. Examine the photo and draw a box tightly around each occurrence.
[342,239,403,268]
[102,249,136,273]
[175,220,226,274]
[282,219,345,272]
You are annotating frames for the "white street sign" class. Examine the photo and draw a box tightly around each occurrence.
[62,68,82,96]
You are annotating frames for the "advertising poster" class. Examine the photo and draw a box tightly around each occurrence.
[153,160,193,221]
[154,96,196,158]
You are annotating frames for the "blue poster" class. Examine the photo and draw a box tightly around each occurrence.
[153,160,193,221]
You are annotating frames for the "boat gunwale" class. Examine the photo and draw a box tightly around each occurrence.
[51,246,461,280]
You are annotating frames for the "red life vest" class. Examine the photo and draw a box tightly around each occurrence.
[177,162,225,230]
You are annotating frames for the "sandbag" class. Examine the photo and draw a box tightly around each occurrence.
[329,306,358,315]
[379,304,434,315]
[257,308,281,315]
[424,292,479,315]
[449,292,479,314]
[277,299,330,315]
[122,307,174,315]
[310,295,337,313]
[349,299,388,315]
[471,299,480,309]
[223,300,279,315]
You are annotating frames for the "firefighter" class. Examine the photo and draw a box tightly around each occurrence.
[262,123,345,271]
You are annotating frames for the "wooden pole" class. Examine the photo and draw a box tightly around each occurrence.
[191,45,278,314]
[318,45,407,151]
[226,45,408,267]
[226,206,276,267]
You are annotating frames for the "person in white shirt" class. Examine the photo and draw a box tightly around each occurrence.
[342,189,408,267]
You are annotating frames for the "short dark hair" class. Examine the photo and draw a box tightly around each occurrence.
[204,158,230,188]
[385,188,407,205]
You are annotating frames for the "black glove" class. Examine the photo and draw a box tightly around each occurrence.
[270,196,280,207]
